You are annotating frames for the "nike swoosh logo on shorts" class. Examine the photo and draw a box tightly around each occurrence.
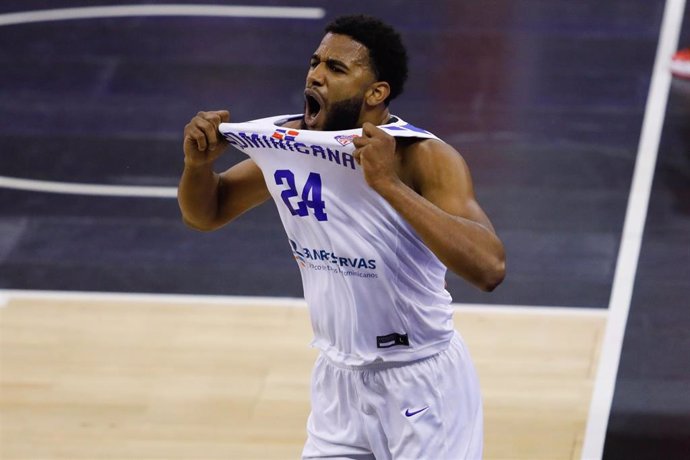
[404,406,429,417]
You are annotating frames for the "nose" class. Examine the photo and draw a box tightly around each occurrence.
[307,62,325,87]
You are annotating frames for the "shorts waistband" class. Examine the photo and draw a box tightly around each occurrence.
[320,338,454,372]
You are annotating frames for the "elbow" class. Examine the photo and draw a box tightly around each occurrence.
[477,253,506,292]
[480,262,505,292]
[452,255,506,292]
[448,248,506,292]
[181,216,220,232]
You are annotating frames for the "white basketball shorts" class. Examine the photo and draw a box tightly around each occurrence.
[302,332,483,460]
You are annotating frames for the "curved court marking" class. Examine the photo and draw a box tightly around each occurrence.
[0,4,325,26]
[0,4,325,197]
[0,175,177,198]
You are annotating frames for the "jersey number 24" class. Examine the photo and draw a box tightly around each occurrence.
[274,169,328,221]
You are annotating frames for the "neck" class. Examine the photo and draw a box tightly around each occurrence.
[359,106,390,127]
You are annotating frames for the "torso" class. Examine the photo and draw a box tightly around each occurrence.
[219,114,455,366]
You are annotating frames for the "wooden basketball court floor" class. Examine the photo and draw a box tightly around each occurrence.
[1,291,606,459]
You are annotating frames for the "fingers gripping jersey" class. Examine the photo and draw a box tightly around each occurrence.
[219,114,454,366]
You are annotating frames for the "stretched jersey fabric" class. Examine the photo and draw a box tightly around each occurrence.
[219,114,454,366]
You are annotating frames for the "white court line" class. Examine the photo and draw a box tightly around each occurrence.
[0,289,607,317]
[0,4,324,197]
[0,4,325,26]
[581,0,686,458]
[0,175,177,198]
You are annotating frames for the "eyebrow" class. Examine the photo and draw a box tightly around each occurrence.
[311,54,351,70]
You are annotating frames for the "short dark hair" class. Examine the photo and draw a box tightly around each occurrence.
[325,15,408,105]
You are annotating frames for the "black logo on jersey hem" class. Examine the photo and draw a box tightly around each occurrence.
[377,333,410,348]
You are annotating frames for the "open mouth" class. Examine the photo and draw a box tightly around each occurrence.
[304,89,324,129]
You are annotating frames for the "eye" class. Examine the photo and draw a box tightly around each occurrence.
[328,62,344,73]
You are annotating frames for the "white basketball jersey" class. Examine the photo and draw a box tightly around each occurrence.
[219,114,454,366]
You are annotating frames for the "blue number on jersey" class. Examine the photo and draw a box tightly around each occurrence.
[274,170,328,221]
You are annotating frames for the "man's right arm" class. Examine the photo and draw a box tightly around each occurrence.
[178,110,270,231]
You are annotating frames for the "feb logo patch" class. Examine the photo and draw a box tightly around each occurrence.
[334,134,359,146]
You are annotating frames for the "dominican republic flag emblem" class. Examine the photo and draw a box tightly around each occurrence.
[272,128,299,141]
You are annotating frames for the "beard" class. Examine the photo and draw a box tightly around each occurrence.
[301,94,364,131]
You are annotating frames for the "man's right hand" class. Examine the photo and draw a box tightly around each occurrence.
[183,110,230,167]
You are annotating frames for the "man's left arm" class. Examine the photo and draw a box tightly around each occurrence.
[353,123,505,291]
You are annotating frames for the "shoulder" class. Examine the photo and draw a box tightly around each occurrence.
[399,137,458,159]
[399,138,466,174]
[398,138,471,194]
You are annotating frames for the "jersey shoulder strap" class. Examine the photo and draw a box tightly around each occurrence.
[378,116,441,141]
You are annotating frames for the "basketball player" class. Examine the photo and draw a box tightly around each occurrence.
[179,15,505,459]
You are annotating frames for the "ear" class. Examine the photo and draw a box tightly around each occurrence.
[365,81,391,107]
